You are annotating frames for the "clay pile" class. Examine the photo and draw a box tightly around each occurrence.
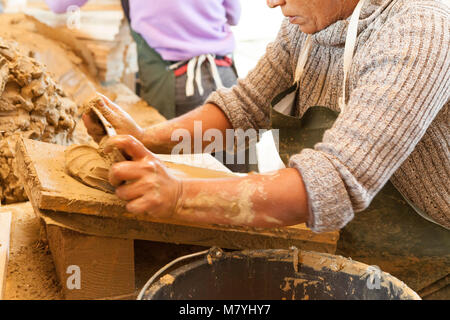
[0,38,78,204]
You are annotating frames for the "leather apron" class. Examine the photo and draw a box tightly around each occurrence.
[269,0,449,297]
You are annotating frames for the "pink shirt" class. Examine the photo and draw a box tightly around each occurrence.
[45,0,241,61]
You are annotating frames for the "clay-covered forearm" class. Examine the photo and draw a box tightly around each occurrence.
[173,168,309,228]
[141,103,233,154]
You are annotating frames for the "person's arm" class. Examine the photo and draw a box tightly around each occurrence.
[140,103,233,154]
[45,0,88,13]
[105,135,309,228]
[223,0,241,26]
[178,167,308,227]
[83,95,233,154]
[83,20,297,153]
[205,19,297,133]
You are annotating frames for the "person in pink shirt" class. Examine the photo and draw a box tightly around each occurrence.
[45,0,241,120]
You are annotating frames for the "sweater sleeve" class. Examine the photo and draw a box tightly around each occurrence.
[45,0,88,14]
[289,6,449,232]
[223,0,241,26]
[206,19,300,131]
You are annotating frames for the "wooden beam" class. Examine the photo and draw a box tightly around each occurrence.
[0,211,12,300]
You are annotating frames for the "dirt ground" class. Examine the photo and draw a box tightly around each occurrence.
[1,202,63,300]
[0,201,211,300]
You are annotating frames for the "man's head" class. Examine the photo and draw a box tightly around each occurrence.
[267,0,360,34]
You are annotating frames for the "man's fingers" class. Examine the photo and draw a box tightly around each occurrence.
[104,135,153,161]
[109,161,144,187]
[115,179,154,201]
[126,196,153,214]
[115,181,142,201]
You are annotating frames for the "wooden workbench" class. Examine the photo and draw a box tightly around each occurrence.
[15,138,340,299]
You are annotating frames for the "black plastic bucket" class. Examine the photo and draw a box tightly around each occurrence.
[143,249,420,300]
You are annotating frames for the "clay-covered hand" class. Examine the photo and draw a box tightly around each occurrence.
[82,93,144,143]
[104,135,183,219]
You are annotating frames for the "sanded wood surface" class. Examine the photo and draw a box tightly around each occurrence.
[0,211,12,300]
[16,138,339,253]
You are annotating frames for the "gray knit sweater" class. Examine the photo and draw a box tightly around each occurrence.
[207,0,449,232]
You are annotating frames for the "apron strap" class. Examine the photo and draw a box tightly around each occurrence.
[262,0,367,173]
[339,0,367,112]
[291,0,367,112]
[294,34,313,84]
[173,54,225,97]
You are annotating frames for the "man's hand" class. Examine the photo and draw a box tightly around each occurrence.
[82,93,144,143]
[104,135,183,219]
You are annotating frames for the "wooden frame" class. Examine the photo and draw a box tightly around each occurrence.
[16,138,339,252]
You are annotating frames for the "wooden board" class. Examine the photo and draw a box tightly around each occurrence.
[38,208,338,253]
[16,138,339,253]
[17,138,131,217]
[16,138,235,218]
[0,211,12,300]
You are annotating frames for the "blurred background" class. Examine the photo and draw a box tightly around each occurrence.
[1,0,284,80]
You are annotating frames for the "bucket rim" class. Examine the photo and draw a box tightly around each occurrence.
[143,248,421,300]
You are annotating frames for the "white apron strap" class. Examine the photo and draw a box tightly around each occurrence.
[185,57,198,97]
[273,35,312,115]
[294,34,313,84]
[339,0,367,112]
[183,54,225,97]
[259,0,367,173]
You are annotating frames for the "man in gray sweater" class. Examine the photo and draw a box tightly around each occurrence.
[84,0,448,233]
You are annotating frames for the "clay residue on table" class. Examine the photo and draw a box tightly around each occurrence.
[0,38,78,204]
[1,202,63,300]
[65,144,115,194]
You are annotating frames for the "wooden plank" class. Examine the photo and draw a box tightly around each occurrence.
[46,224,135,300]
[16,138,339,253]
[27,1,123,12]
[39,208,338,253]
[23,8,124,41]
[16,138,131,217]
[0,211,12,300]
